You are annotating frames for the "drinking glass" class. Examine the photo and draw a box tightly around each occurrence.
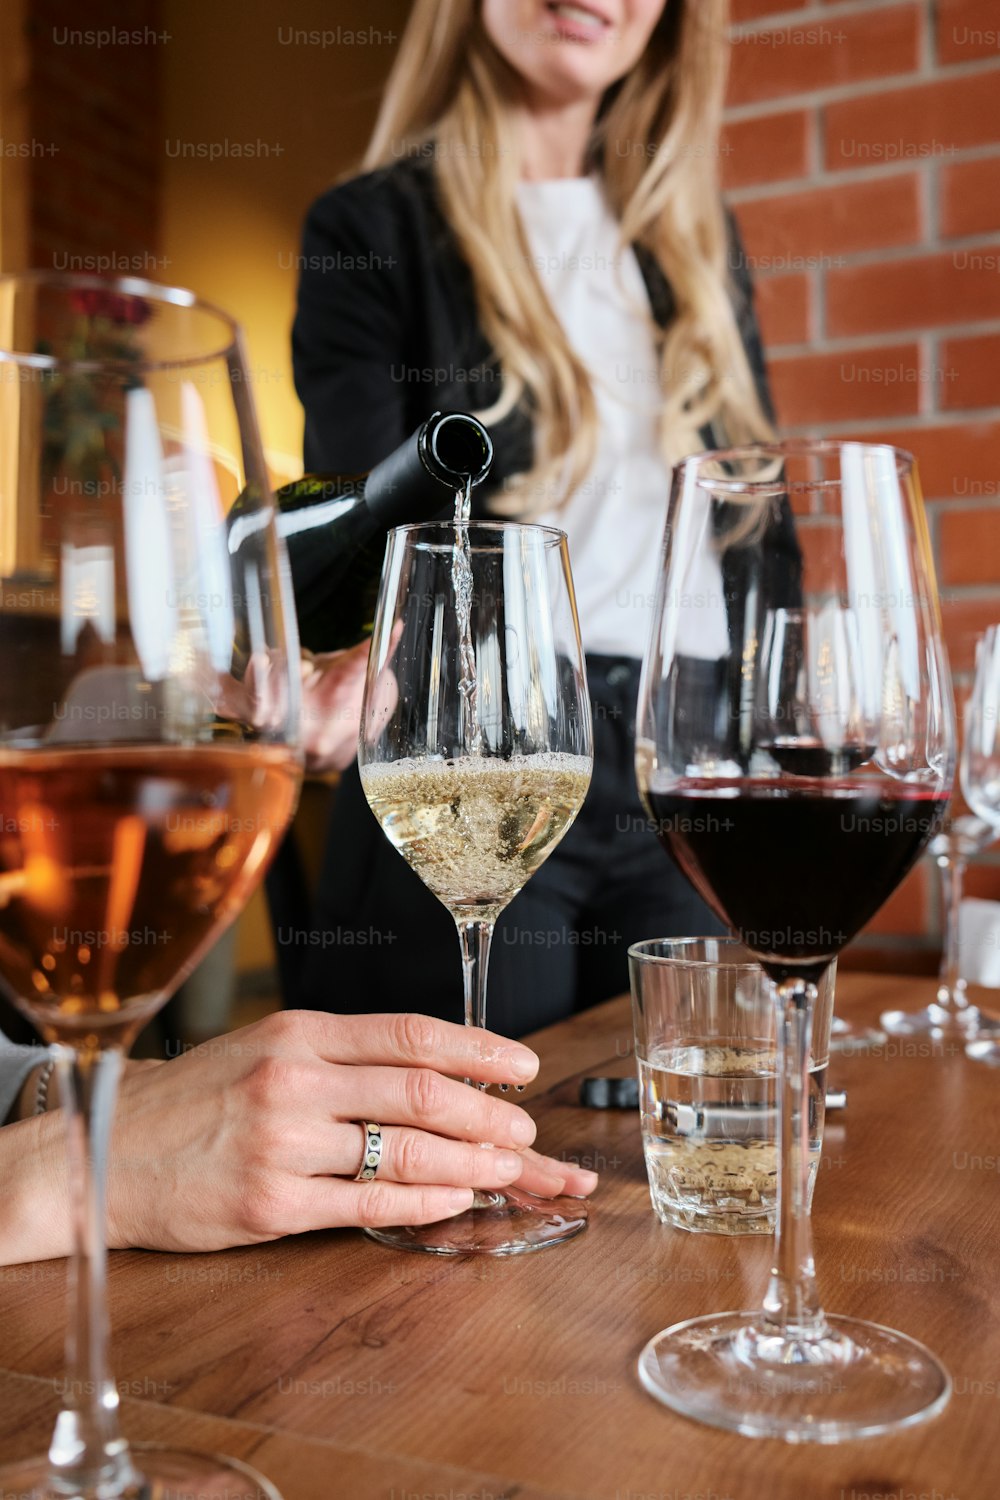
[629,937,836,1235]
[635,440,953,1441]
[882,632,1000,1040]
[0,272,302,1500]
[358,520,593,1254]
[959,626,1000,1066]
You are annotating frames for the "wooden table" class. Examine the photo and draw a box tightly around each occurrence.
[2,973,999,1500]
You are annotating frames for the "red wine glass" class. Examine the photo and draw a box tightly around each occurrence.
[635,440,953,1441]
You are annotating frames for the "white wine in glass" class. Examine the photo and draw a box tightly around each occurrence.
[358,519,593,1255]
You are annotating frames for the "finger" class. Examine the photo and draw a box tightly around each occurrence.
[516,1147,600,1199]
[322,1062,538,1150]
[300,646,369,770]
[294,1179,475,1232]
[303,1011,538,1087]
[319,1123,526,1189]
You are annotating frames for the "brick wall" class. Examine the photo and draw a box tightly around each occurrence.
[26,0,164,274]
[724,0,1000,968]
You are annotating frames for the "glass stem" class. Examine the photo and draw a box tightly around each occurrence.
[457,916,494,1036]
[456,917,499,1210]
[48,1045,135,1498]
[761,979,828,1343]
[937,854,969,1014]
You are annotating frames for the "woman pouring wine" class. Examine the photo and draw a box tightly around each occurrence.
[290,0,775,1033]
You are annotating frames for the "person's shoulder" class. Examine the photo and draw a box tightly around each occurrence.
[304,156,440,241]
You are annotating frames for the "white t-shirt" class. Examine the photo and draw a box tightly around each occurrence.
[515,176,670,659]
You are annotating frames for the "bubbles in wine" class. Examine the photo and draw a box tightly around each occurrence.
[360,753,591,922]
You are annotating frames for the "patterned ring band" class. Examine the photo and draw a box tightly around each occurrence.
[355,1122,383,1182]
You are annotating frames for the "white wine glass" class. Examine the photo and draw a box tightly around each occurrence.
[0,272,302,1500]
[358,519,593,1254]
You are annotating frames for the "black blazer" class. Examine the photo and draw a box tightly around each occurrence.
[279,158,790,1011]
[292,155,775,497]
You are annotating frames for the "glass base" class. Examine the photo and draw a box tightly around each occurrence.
[0,1446,281,1500]
[364,1185,588,1256]
[638,1311,950,1443]
[880,1001,1000,1040]
[828,1015,887,1053]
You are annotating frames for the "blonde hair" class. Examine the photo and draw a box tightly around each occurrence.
[364,0,773,514]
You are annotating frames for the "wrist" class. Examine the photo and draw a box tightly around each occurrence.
[0,1112,71,1264]
[7,1059,55,1124]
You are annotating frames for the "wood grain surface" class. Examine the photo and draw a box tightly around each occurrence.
[1,972,999,1500]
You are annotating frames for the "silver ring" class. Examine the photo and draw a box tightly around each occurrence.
[355,1121,383,1182]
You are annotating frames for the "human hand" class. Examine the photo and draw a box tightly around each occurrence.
[299,641,372,771]
[107,1010,597,1252]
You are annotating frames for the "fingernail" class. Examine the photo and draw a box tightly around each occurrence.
[448,1189,474,1211]
[496,1152,522,1180]
[509,1048,537,1081]
[511,1114,536,1145]
[575,1169,599,1192]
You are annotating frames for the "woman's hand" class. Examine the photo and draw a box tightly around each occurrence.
[104,1010,597,1253]
[299,641,372,772]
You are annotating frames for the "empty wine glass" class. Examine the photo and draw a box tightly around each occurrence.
[636,440,953,1442]
[959,625,1000,1066]
[882,634,1000,1041]
[358,520,593,1254]
[0,272,301,1500]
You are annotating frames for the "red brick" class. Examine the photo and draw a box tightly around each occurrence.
[964,862,1000,900]
[729,6,921,107]
[736,176,920,266]
[770,345,922,427]
[937,507,1000,584]
[826,251,1000,337]
[795,521,844,582]
[753,273,811,346]
[939,334,1000,411]
[941,156,1000,239]
[731,0,793,21]
[862,862,930,937]
[721,110,811,189]
[825,70,1000,169]
[937,0,1000,63]
[941,595,1000,670]
[868,420,1000,499]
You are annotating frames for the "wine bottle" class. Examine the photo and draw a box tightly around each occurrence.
[230,411,493,655]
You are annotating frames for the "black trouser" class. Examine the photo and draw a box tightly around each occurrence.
[293,655,722,1037]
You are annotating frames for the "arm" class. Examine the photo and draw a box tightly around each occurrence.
[0,1011,598,1266]
[292,172,413,474]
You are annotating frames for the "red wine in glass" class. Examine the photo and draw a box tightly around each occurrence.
[635,440,954,1443]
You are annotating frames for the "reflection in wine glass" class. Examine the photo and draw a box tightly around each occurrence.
[958,626,1000,1066]
[358,520,593,1254]
[0,272,301,1500]
[636,440,953,1442]
[754,607,886,1052]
